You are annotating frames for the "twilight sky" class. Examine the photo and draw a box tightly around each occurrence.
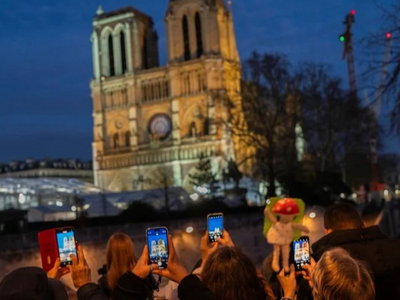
[0,0,398,162]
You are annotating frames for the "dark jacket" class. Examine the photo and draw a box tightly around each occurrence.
[78,283,109,300]
[99,272,159,299]
[113,272,217,300]
[312,226,400,300]
[113,272,156,300]
[178,275,218,300]
[0,267,68,300]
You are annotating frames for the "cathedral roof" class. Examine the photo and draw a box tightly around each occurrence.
[95,6,153,24]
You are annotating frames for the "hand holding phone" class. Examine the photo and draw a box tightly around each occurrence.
[207,213,224,243]
[38,226,77,272]
[146,227,169,270]
[291,236,311,272]
[56,227,78,267]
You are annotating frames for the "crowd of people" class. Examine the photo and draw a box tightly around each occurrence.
[0,203,400,300]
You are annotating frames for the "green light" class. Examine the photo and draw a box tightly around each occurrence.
[339,35,345,42]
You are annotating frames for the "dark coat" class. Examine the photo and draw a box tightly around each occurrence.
[77,283,109,300]
[0,267,68,300]
[113,272,155,300]
[0,266,108,300]
[312,226,400,300]
[113,272,217,300]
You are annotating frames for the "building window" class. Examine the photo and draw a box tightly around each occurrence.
[113,133,119,148]
[143,34,149,69]
[125,131,130,147]
[182,15,190,61]
[120,31,127,73]
[195,13,203,58]
[108,35,115,76]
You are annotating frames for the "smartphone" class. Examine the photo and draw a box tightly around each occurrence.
[146,227,169,270]
[207,213,224,243]
[56,227,78,267]
[291,236,311,271]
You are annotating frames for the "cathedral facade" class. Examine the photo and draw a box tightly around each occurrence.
[90,0,242,192]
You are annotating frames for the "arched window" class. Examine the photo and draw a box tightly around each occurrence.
[108,35,115,76]
[113,133,119,148]
[120,31,127,73]
[195,13,203,58]
[125,131,130,147]
[182,15,190,61]
[143,35,149,69]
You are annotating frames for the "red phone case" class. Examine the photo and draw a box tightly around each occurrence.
[38,228,58,272]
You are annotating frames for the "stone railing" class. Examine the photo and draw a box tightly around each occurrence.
[98,141,222,170]
[0,213,263,253]
[103,146,131,155]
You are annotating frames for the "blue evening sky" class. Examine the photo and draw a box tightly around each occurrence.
[0,0,398,162]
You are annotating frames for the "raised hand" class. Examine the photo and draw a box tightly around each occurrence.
[47,258,70,279]
[216,229,234,247]
[301,257,316,288]
[67,245,91,289]
[133,245,159,279]
[277,264,297,299]
[200,232,219,264]
[153,235,188,283]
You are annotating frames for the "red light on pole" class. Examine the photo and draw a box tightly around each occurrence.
[351,9,356,15]
[386,32,392,39]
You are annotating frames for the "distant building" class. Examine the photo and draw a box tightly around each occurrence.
[0,159,93,183]
[0,178,102,214]
[27,205,77,223]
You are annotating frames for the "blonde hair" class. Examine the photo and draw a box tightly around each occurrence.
[312,248,375,300]
[106,233,137,291]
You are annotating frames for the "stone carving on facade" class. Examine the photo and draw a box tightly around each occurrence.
[189,105,205,137]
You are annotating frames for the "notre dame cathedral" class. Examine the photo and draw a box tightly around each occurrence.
[90,0,244,192]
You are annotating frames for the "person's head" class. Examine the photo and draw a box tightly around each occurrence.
[324,203,363,233]
[201,247,273,300]
[106,232,137,291]
[312,248,375,300]
[0,267,68,300]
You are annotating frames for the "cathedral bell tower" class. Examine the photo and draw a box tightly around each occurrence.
[165,0,239,63]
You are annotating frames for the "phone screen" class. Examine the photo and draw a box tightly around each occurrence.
[56,227,77,267]
[147,227,169,270]
[208,213,224,243]
[292,236,310,271]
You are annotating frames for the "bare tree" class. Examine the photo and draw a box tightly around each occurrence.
[297,62,376,185]
[360,2,400,133]
[225,52,300,197]
[151,167,175,213]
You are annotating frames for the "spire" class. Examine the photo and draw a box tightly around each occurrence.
[96,5,104,15]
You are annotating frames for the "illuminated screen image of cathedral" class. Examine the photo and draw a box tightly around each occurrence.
[90,0,243,192]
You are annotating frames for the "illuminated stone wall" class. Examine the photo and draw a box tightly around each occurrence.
[90,0,245,193]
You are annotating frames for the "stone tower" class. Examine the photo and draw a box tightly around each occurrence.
[90,0,242,192]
